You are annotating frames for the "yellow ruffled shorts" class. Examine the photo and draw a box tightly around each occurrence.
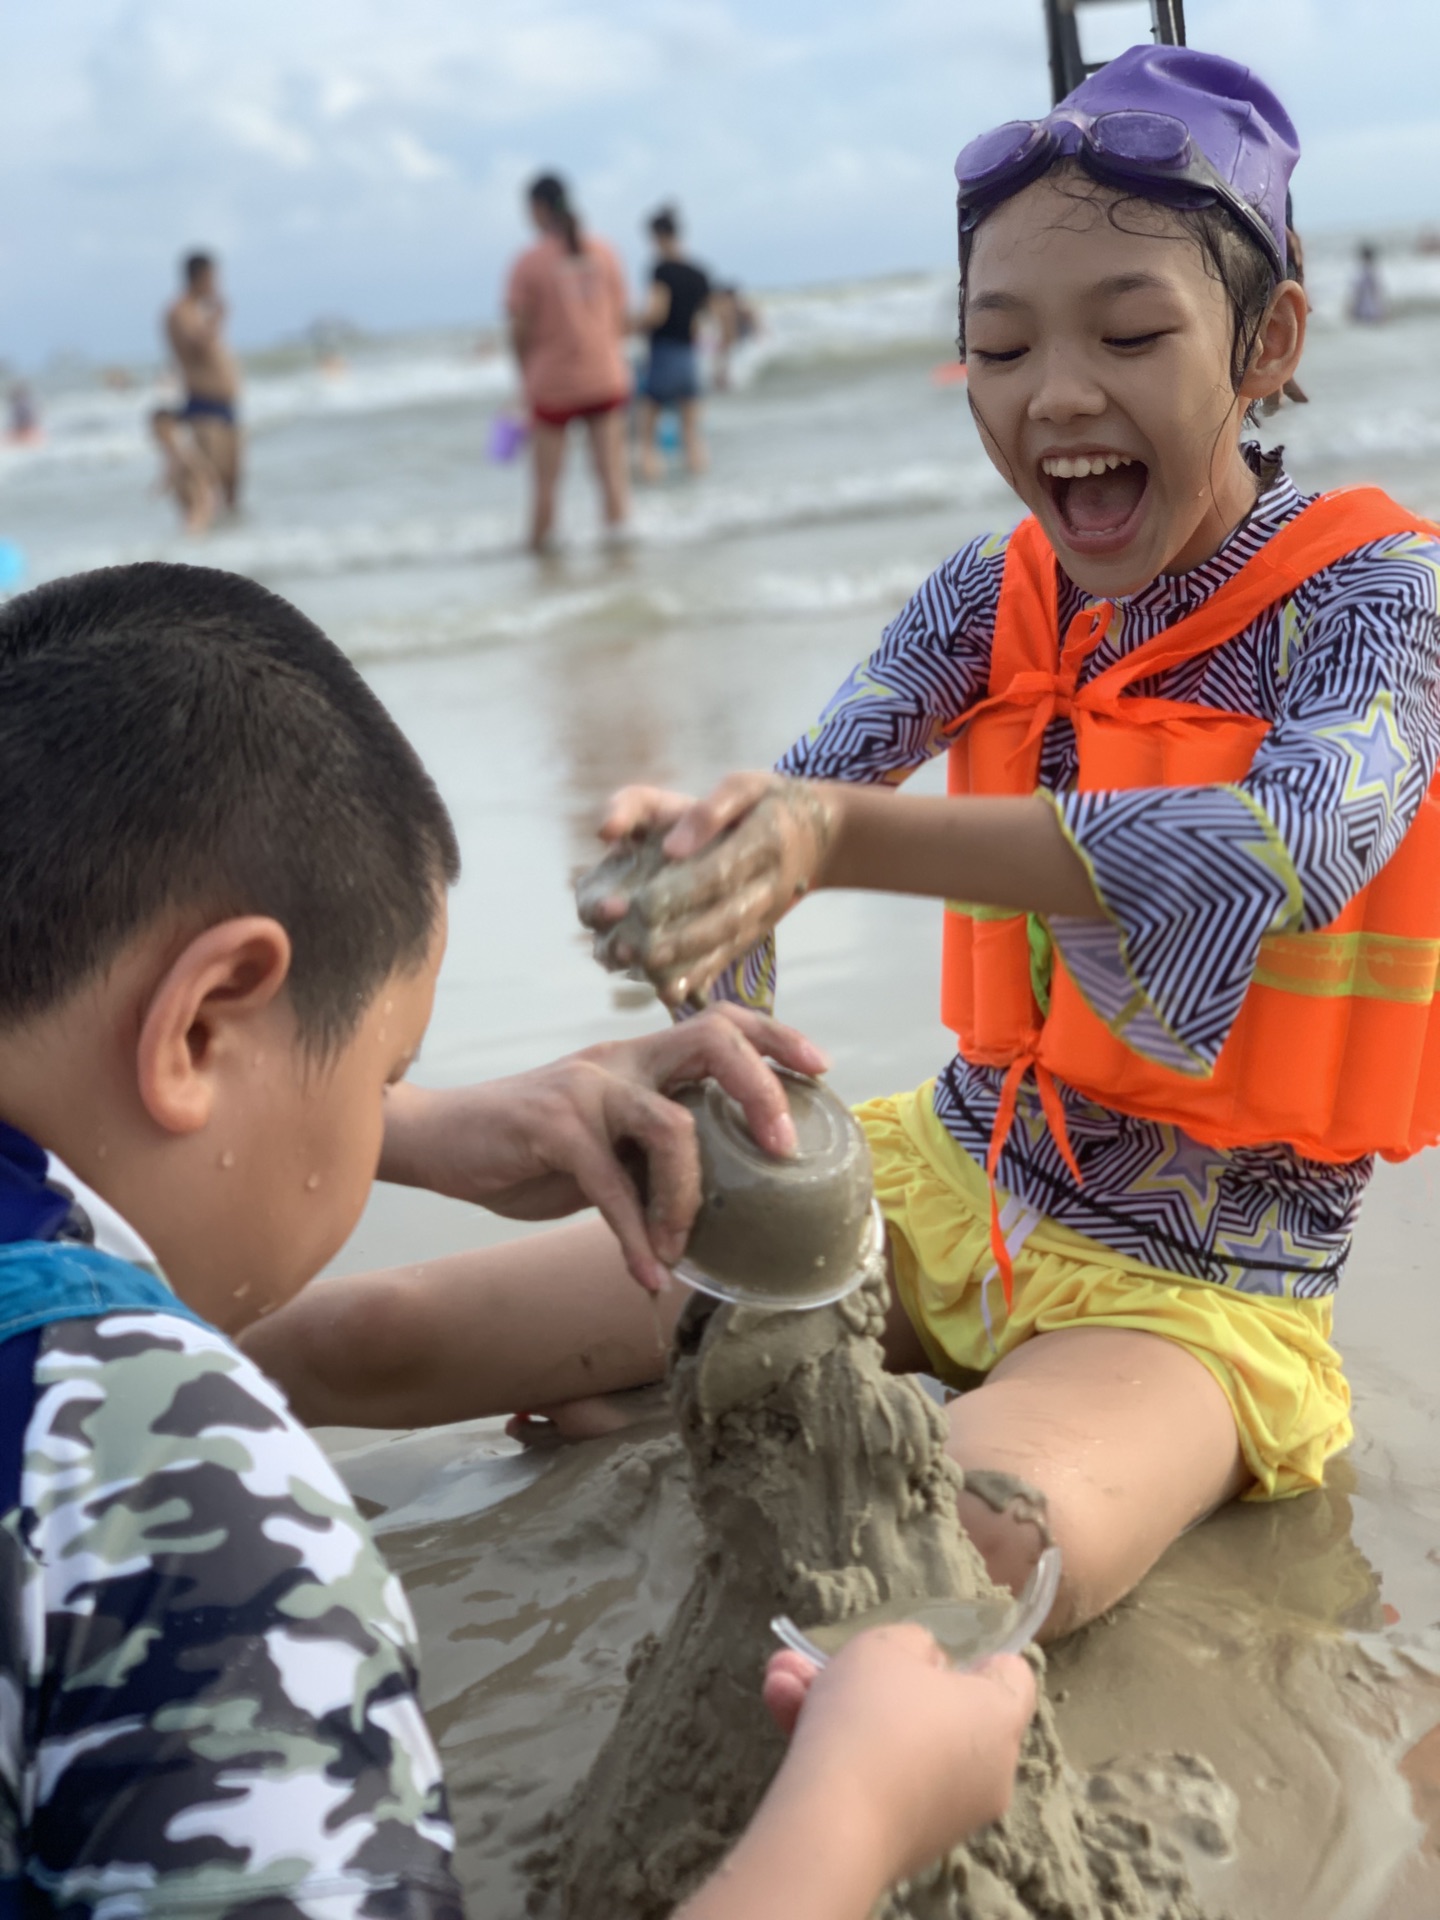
[855,1082,1353,1502]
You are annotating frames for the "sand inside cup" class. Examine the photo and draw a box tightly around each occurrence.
[675,1073,875,1306]
[796,1589,1017,1663]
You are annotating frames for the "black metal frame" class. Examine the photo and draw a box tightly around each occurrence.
[1044,0,1187,105]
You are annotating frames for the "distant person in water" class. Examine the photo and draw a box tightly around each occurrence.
[709,282,759,392]
[159,251,242,525]
[506,173,631,552]
[1349,242,1386,324]
[149,407,219,535]
[6,383,40,444]
[635,206,711,479]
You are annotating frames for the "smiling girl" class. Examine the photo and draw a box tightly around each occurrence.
[583,46,1440,1635]
[251,46,1440,1646]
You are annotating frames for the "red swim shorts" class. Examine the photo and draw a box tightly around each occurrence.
[531,393,628,429]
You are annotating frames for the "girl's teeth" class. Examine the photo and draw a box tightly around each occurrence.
[1043,453,1132,478]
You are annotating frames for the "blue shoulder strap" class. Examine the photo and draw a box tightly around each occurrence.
[0,1242,212,1348]
[0,1243,211,1517]
[0,1328,40,1516]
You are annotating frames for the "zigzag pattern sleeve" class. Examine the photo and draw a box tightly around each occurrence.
[710,532,1009,1011]
[1049,534,1440,1071]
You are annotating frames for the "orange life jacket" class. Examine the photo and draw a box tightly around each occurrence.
[942,488,1440,1301]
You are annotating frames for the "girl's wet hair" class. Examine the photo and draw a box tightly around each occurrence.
[529,172,584,256]
[958,163,1306,414]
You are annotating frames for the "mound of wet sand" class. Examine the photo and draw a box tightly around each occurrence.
[553,1279,1219,1919]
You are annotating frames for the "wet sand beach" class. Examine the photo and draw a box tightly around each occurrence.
[324,1154,1440,1919]
[8,256,1440,1914]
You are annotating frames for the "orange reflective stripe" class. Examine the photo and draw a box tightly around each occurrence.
[1253,930,1440,1003]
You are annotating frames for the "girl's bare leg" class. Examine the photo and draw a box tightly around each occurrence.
[250,1210,1251,1643]
[585,407,631,531]
[881,1287,1248,1640]
[529,422,567,550]
[240,1217,680,1430]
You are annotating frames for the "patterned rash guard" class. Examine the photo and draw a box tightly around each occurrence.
[722,452,1440,1298]
[0,1198,462,1919]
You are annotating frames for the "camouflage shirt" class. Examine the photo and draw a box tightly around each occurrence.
[0,1304,463,1920]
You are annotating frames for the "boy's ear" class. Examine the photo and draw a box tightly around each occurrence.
[137,917,293,1136]
[1239,279,1307,404]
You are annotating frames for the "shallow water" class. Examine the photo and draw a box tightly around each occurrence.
[10,251,1440,1915]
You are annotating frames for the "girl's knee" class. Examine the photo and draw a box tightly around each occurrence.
[956,1469,1120,1642]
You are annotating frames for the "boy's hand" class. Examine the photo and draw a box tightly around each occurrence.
[764,1628,1036,1883]
[378,1007,829,1293]
[589,775,837,1006]
[677,1627,1036,1920]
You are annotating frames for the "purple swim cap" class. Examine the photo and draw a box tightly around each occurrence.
[956,44,1299,275]
[1065,46,1298,262]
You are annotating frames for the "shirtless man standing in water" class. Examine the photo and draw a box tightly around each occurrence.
[155,251,242,530]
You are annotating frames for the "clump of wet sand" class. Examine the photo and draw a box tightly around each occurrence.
[553,1277,1220,1920]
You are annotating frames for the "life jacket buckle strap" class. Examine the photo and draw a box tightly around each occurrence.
[983,1047,1083,1313]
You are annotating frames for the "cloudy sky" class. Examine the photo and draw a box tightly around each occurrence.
[3,0,1437,365]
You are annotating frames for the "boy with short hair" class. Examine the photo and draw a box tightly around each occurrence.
[0,561,463,1920]
[0,560,1033,1920]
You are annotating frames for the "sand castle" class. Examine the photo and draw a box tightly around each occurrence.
[558,1276,1216,1920]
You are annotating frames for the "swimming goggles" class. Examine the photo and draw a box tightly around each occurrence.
[954,109,1285,278]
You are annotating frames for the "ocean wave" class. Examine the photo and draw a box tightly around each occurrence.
[1,274,960,479]
[29,456,1004,589]
[10,241,1440,486]
[724,274,956,387]
[30,507,518,585]
[0,350,521,482]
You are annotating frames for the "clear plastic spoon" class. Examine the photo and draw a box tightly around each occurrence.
[770,1544,1062,1672]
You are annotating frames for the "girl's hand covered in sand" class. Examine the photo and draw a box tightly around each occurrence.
[377,1006,828,1292]
[677,1626,1036,1920]
[589,774,837,1006]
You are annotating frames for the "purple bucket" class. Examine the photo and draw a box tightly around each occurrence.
[487,412,528,463]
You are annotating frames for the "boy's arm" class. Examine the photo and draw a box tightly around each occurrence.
[676,1631,1036,1920]
[675,1778,895,1920]
[15,1311,461,1920]
[377,1004,828,1294]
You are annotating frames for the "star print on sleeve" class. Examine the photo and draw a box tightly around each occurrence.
[1317,693,1412,808]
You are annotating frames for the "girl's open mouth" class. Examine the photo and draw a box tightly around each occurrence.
[1040,453,1149,556]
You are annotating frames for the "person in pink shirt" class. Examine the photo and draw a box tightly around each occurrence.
[507,173,632,551]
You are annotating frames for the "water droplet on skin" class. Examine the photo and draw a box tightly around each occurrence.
[232,1282,251,1300]
[219,1149,235,1170]
[305,1173,321,1191]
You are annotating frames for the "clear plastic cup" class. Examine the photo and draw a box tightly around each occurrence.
[770,1545,1063,1671]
